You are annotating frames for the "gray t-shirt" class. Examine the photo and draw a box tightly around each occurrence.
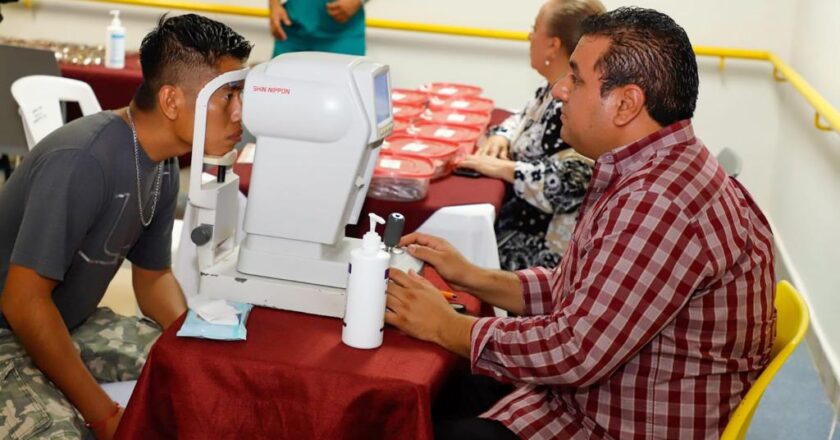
[0,111,179,330]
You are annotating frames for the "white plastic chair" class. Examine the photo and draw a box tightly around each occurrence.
[10,75,102,149]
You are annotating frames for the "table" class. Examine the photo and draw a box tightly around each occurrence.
[116,268,479,439]
[59,54,142,111]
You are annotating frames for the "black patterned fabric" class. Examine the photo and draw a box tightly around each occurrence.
[489,82,593,271]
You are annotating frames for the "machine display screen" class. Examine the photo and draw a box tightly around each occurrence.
[374,72,391,124]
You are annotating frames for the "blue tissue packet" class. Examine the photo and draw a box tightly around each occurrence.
[176,301,253,341]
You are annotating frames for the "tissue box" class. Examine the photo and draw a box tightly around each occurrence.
[176,301,253,341]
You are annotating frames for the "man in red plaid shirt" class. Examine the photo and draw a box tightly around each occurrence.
[386,7,776,440]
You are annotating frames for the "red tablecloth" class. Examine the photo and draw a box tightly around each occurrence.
[59,54,142,111]
[116,268,478,440]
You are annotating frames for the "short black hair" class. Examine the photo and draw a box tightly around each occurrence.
[580,7,698,127]
[134,14,253,110]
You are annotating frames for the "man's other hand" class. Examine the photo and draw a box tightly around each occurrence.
[385,269,476,358]
[326,0,363,24]
[385,269,454,342]
[398,232,480,292]
[269,1,292,40]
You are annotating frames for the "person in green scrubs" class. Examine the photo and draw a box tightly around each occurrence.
[268,0,367,56]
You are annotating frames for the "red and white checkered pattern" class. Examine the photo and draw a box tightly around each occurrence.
[470,120,776,439]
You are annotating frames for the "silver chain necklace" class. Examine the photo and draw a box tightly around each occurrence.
[126,107,164,227]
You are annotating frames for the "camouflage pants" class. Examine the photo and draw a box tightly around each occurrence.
[0,307,161,439]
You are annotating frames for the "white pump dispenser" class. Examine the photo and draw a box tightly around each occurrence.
[105,10,126,69]
[342,213,391,349]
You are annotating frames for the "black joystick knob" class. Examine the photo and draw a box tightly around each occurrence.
[190,224,214,246]
[383,213,405,252]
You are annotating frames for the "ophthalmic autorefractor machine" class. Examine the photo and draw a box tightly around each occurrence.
[176,52,420,318]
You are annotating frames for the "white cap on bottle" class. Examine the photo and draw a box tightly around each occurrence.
[362,213,385,254]
[109,10,122,27]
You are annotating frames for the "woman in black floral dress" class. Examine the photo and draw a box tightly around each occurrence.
[457,0,603,271]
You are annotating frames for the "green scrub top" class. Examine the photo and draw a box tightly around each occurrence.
[273,0,366,57]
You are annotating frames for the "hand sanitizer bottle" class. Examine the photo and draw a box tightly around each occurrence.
[105,10,125,69]
[342,213,390,349]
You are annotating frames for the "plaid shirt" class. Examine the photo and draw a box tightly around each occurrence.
[470,120,776,439]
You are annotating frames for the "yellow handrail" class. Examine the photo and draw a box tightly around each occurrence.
[79,0,269,17]
[367,19,528,41]
[768,53,839,132]
[25,0,840,134]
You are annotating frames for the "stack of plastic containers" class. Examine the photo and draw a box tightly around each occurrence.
[390,88,428,131]
[368,151,436,202]
[417,109,491,131]
[428,95,495,115]
[391,88,429,107]
[383,135,459,179]
[392,118,411,135]
[369,82,494,202]
[418,83,491,130]
[419,82,483,98]
[392,105,424,123]
[407,121,482,156]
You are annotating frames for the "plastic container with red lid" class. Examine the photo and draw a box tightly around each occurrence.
[369,152,435,202]
[392,104,424,122]
[419,82,483,99]
[391,118,410,135]
[419,108,491,130]
[384,135,459,179]
[391,88,428,107]
[428,95,495,115]
[407,121,482,156]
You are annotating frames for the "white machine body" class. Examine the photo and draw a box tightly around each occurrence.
[183,68,250,277]
[177,52,419,319]
[237,52,392,291]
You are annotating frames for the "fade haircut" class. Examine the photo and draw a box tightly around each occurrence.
[134,14,253,110]
[580,7,699,126]
[545,0,606,57]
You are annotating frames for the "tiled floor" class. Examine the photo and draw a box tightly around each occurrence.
[749,343,838,439]
[99,266,138,316]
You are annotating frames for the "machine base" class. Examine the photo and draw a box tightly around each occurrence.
[198,246,423,318]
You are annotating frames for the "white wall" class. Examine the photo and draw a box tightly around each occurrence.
[0,0,798,108]
[2,0,839,410]
[769,0,840,412]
